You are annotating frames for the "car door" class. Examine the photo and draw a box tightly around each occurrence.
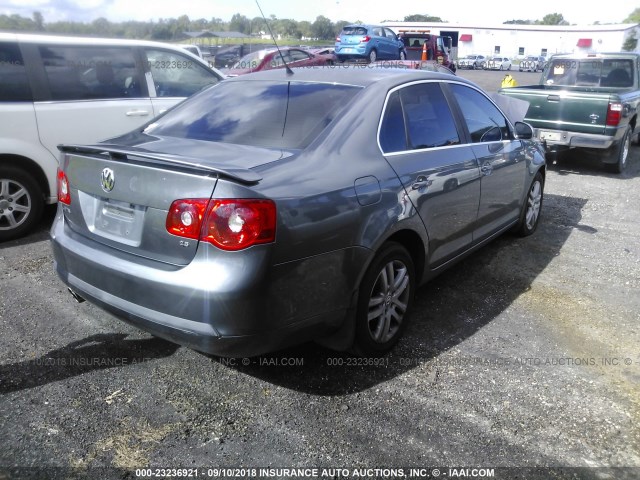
[372,27,390,58]
[27,43,153,161]
[384,28,400,58]
[143,48,222,116]
[447,83,528,241]
[287,49,317,67]
[378,81,481,267]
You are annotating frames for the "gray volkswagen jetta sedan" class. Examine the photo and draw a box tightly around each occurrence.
[51,66,545,357]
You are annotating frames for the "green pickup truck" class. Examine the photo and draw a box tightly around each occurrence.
[499,52,639,173]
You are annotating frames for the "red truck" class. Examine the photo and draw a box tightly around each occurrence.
[397,30,455,71]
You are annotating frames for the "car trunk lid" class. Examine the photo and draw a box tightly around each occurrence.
[58,142,285,266]
[500,86,612,134]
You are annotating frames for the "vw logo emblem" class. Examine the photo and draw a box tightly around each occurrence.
[101,168,115,192]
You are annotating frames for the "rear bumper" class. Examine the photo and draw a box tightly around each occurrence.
[335,46,368,59]
[535,127,625,163]
[51,210,364,357]
[535,128,615,150]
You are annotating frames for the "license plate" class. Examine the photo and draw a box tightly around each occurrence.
[538,130,561,142]
[342,48,354,53]
[90,197,145,245]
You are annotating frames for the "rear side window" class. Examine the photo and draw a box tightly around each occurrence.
[450,84,509,143]
[0,42,32,102]
[144,80,361,150]
[39,46,143,100]
[145,49,220,97]
[380,82,460,153]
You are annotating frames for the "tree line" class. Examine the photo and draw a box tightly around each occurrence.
[0,11,636,41]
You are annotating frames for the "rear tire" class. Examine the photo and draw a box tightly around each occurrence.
[515,172,544,237]
[0,166,44,242]
[368,49,377,63]
[352,242,415,357]
[604,125,631,174]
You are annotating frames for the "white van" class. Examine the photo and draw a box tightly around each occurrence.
[0,33,224,240]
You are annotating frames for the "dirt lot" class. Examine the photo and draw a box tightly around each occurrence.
[0,70,639,480]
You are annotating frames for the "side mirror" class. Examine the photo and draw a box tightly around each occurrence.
[514,121,534,139]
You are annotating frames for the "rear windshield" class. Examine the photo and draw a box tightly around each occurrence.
[544,58,634,87]
[342,27,367,36]
[144,80,362,149]
[402,37,429,47]
[231,50,269,69]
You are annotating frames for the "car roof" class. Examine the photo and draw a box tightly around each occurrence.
[549,52,640,60]
[222,65,470,89]
[0,31,187,49]
[344,24,381,29]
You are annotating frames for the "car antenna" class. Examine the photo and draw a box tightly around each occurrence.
[254,0,294,75]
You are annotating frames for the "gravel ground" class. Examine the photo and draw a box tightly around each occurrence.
[0,70,639,480]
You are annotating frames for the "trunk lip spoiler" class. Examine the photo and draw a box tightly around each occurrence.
[58,143,262,185]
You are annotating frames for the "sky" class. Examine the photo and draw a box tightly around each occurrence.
[0,0,634,26]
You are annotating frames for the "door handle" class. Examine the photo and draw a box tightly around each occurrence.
[125,110,150,117]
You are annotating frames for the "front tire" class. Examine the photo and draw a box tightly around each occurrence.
[604,125,631,174]
[399,50,406,60]
[0,166,44,242]
[515,172,544,237]
[352,242,415,356]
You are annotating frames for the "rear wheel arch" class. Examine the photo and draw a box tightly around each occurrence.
[384,229,426,280]
[352,240,416,356]
[629,115,639,144]
[0,158,47,240]
[0,154,51,201]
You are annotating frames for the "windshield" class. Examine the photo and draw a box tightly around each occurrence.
[544,58,634,87]
[143,80,362,150]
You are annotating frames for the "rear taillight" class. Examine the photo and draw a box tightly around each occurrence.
[166,198,276,251]
[203,199,276,251]
[166,199,209,239]
[57,169,70,205]
[361,35,371,43]
[606,102,622,126]
[336,36,341,42]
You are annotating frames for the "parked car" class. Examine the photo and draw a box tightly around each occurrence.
[519,55,546,72]
[0,32,224,241]
[307,47,337,64]
[52,66,546,358]
[181,44,203,58]
[372,60,456,74]
[486,56,512,70]
[212,45,243,68]
[227,47,332,76]
[500,52,639,173]
[457,54,486,69]
[335,24,405,63]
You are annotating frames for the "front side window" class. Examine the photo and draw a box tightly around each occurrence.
[288,50,311,62]
[40,46,143,100]
[379,82,460,153]
[144,81,361,150]
[450,84,509,143]
[146,49,220,97]
[0,42,31,101]
[384,28,398,40]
